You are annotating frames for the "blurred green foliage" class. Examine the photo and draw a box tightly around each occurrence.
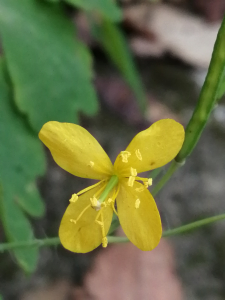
[94,19,147,112]
[0,60,45,272]
[0,0,146,272]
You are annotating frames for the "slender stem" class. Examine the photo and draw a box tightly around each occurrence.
[1,213,225,251]
[0,237,60,252]
[162,213,225,237]
[176,16,225,162]
[148,15,225,195]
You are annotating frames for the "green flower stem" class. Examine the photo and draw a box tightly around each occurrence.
[149,15,225,195]
[162,213,225,237]
[1,213,225,251]
[176,15,225,162]
[0,237,60,252]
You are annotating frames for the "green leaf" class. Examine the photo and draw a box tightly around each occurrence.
[65,0,122,21]
[0,61,46,272]
[0,0,98,132]
[94,19,147,112]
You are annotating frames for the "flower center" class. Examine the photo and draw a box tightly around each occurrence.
[97,175,119,205]
[69,175,119,249]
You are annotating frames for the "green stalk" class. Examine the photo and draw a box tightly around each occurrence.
[1,213,225,251]
[0,237,60,252]
[176,16,225,162]
[149,15,225,193]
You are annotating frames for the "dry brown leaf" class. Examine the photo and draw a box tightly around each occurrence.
[125,4,220,68]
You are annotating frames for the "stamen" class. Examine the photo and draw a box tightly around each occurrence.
[135,149,142,161]
[144,182,149,188]
[90,197,101,210]
[112,203,118,216]
[120,151,131,163]
[135,185,145,192]
[108,197,113,204]
[101,197,112,208]
[144,178,153,188]
[88,161,95,168]
[128,176,135,187]
[69,193,78,203]
[70,204,91,225]
[95,211,108,248]
[135,199,140,209]
[130,167,137,177]
[102,237,108,248]
[135,176,153,187]
[114,184,120,199]
[93,183,107,199]
[77,180,106,197]
[70,219,77,224]
[95,220,103,226]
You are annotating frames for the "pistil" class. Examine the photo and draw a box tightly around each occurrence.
[98,175,119,204]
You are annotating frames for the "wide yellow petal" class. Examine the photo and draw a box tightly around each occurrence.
[117,180,162,251]
[39,121,113,179]
[114,119,184,175]
[59,184,113,253]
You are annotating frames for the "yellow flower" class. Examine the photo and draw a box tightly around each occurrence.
[39,119,184,253]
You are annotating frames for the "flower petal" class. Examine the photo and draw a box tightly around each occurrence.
[39,121,113,179]
[117,180,162,251]
[114,119,184,174]
[59,184,113,253]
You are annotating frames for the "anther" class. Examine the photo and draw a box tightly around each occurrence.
[108,198,113,204]
[69,194,78,203]
[70,219,77,224]
[120,151,131,163]
[135,186,145,192]
[144,178,153,188]
[102,237,108,248]
[90,197,101,210]
[135,199,140,209]
[88,161,95,168]
[135,149,142,161]
[148,178,153,186]
[144,182,149,188]
[130,167,137,177]
[128,176,135,187]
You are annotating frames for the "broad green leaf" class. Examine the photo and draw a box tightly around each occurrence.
[94,19,147,112]
[0,0,98,132]
[65,0,122,21]
[0,61,46,272]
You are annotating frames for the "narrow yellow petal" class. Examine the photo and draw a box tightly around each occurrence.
[39,121,113,180]
[59,184,113,253]
[117,180,162,251]
[114,119,184,174]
